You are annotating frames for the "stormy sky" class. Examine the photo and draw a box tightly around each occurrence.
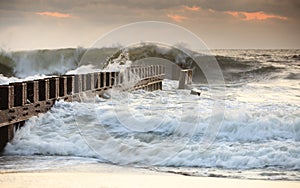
[0,0,299,50]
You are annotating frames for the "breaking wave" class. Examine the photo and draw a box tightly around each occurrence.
[1,46,298,85]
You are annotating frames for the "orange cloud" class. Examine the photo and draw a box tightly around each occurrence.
[183,5,200,12]
[36,12,72,18]
[167,14,187,22]
[226,11,287,21]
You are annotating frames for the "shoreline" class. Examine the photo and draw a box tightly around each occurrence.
[0,163,299,188]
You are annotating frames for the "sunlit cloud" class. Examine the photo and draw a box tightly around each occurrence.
[183,5,200,12]
[36,12,72,18]
[226,11,287,21]
[167,14,187,22]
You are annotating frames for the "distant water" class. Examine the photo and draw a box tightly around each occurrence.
[0,48,299,181]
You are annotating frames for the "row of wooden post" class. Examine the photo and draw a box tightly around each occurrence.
[0,65,165,111]
[0,65,165,151]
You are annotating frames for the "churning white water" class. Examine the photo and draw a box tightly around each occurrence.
[1,49,299,180]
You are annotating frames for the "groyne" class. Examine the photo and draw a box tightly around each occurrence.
[0,65,165,151]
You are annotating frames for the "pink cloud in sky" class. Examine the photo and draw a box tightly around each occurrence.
[226,11,287,21]
[183,5,200,12]
[36,12,72,18]
[167,14,187,22]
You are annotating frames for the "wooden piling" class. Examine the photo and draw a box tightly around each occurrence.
[105,72,110,87]
[81,74,86,92]
[26,81,38,103]
[0,85,14,110]
[9,82,26,107]
[178,69,193,89]
[49,77,59,99]
[59,77,67,97]
[38,79,49,101]
[66,75,74,94]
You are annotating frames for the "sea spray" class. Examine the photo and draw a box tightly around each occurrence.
[1,49,299,181]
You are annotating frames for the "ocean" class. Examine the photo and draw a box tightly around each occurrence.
[0,47,299,181]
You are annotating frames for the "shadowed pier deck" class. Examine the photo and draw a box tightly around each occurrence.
[0,65,165,151]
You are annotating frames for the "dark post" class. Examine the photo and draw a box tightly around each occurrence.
[9,82,26,107]
[99,72,104,88]
[105,72,110,87]
[141,67,145,79]
[0,85,14,110]
[94,72,100,89]
[59,76,67,97]
[81,74,86,92]
[145,66,149,78]
[74,74,81,93]
[111,72,116,86]
[38,79,49,101]
[66,75,74,95]
[49,77,59,99]
[0,121,15,150]
[26,81,38,103]
[86,73,92,91]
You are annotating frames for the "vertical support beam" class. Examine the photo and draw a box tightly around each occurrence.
[120,72,124,84]
[74,74,82,93]
[94,72,100,89]
[9,82,26,107]
[153,65,156,76]
[158,65,161,75]
[137,68,142,80]
[143,67,147,79]
[187,69,193,85]
[133,68,137,80]
[0,126,8,150]
[178,69,193,89]
[142,67,145,79]
[114,72,120,86]
[81,74,86,92]
[105,72,110,87]
[127,68,130,83]
[66,75,74,95]
[100,72,105,88]
[178,70,187,89]
[49,77,59,99]
[0,124,14,151]
[59,76,67,97]
[26,81,38,103]
[111,72,116,86]
[7,124,14,142]
[145,67,149,79]
[150,66,153,77]
[90,73,94,90]
[86,73,92,91]
[38,79,49,101]
[158,66,161,76]
[0,85,14,110]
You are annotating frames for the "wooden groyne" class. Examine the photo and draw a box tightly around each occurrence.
[0,65,165,151]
